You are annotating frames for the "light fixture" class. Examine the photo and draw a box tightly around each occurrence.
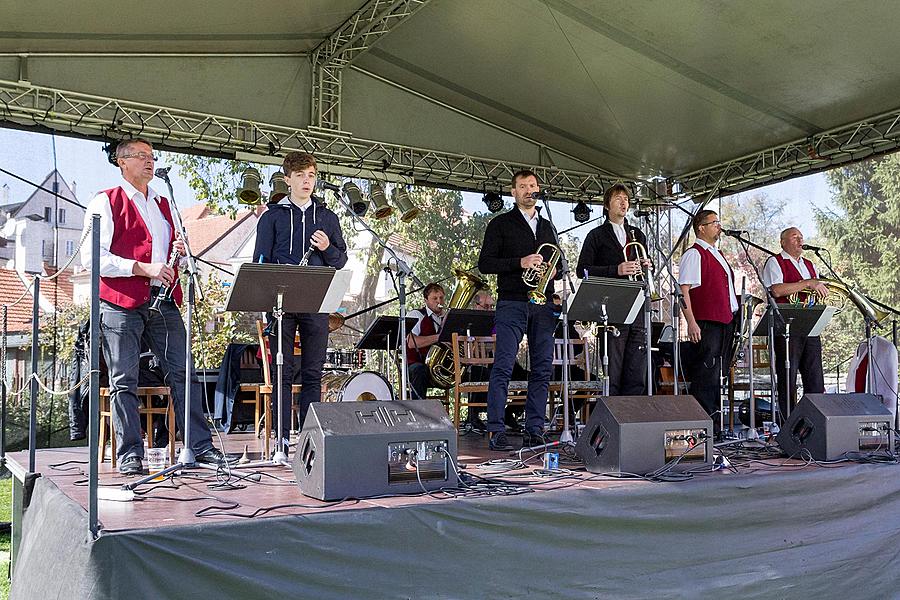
[342,182,369,216]
[268,171,288,204]
[392,186,420,223]
[572,201,591,223]
[482,191,504,213]
[370,183,393,219]
[237,167,262,205]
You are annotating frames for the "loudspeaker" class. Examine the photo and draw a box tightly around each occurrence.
[776,393,893,461]
[293,399,458,500]
[576,395,713,475]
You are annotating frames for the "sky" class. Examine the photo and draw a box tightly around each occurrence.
[0,127,835,244]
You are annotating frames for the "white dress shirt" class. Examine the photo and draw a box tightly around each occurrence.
[519,208,539,237]
[409,306,445,336]
[610,221,627,247]
[82,179,172,286]
[761,251,813,288]
[678,239,738,313]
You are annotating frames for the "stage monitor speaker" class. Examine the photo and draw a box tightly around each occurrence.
[293,399,458,500]
[575,395,713,476]
[776,393,893,461]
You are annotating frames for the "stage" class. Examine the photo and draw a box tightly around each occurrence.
[7,429,900,599]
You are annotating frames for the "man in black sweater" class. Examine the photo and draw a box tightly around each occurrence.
[253,152,348,452]
[478,169,561,450]
[575,183,649,395]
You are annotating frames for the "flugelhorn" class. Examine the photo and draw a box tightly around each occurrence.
[522,243,561,305]
[622,240,661,302]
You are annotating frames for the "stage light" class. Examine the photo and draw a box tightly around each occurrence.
[482,191,504,213]
[342,182,369,216]
[370,183,393,219]
[392,186,420,223]
[572,201,591,223]
[237,167,262,205]
[268,171,288,204]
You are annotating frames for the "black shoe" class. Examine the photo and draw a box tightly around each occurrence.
[195,446,237,466]
[489,432,513,451]
[119,456,143,476]
[465,417,487,432]
[521,431,546,450]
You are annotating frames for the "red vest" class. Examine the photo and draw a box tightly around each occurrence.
[688,244,735,324]
[99,186,183,309]
[774,254,817,304]
[407,307,438,365]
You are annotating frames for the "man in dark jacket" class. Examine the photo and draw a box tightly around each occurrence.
[575,183,649,395]
[478,169,561,450]
[253,151,348,452]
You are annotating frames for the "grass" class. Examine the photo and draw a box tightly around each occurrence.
[0,474,10,600]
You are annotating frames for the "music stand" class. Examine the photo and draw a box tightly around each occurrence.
[226,263,351,465]
[357,315,418,391]
[436,309,496,342]
[754,305,835,421]
[568,277,644,397]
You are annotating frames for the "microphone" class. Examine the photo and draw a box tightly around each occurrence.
[316,180,341,193]
[530,191,547,200]
[801,243,824,252]
[721,228,748,237]
[154,166,171,180]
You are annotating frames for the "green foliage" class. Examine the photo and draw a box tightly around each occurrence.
[184,272,254,369]
[167,152,250,218]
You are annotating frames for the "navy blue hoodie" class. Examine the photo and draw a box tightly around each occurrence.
[253,196,348,269]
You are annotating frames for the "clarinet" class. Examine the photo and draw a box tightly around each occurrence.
[299,245,315,266]
[149,246,179,311]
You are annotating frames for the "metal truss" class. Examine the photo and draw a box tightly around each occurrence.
[673,106,900,198]
[311,0,433,130]
[0,79,620,197]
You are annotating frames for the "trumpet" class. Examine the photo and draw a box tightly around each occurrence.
[149,246,179,312]
[622,240,661,302]
[522,243,561,305]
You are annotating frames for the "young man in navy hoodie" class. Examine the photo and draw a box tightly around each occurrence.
[253,152,348,451]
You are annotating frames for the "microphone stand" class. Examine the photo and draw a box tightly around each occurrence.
[324,187,421,402]
[725,231,786,427]
[126,169,209,488]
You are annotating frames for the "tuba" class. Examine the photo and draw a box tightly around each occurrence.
[788,278,890,324]
[425,268,487,388]
[522,243,561,305]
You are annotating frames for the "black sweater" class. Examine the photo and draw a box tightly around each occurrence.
[253,196,348,269]
[576,220,647,279]
[478,207,561,302]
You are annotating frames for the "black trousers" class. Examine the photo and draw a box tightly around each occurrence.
[773,335,825,420]
[269,312,329,439]
[685,318,735,417]
[604,323,648,395]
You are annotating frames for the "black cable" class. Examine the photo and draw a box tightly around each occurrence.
[0,165,87,210]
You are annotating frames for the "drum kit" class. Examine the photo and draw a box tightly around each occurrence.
[321,349,394,403]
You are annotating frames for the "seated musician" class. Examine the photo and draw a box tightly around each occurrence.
[406,283,446,399]
[761,226,827,420]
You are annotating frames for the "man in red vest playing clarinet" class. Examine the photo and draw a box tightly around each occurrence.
[762,227,828,420]
[678,210,739,419]
[82,138,230,475]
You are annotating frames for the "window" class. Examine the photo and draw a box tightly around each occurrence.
[65,240,75,256]
[42,240,55,257]
[43,207,51,222]
[58,208,66,224]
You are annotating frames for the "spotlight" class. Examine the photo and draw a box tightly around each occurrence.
[370,183,393,219]
[482,191,504,213]
[392,186,420,223]
[267,171,288,204]
[572,201,591,223]
[237,167,262,205]
[343,182,368,216]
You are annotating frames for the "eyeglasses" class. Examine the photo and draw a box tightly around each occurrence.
[700,219,721,227]
[119,152,158,162]
[476,302,495,310]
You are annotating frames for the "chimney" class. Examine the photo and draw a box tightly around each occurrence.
[71,180,77,198]
[0,183,9,205]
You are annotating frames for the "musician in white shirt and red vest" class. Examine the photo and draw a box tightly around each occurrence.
[82,138,231,475]
[406,283,446,400]
[678,209,739,417]
[761,227,827,419]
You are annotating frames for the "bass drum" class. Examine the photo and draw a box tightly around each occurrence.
[321,371,394,403]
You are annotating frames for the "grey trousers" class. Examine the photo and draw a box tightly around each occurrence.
[100,298,213,468]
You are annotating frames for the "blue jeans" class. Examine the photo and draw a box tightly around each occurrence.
[100,298,213,468]
[487,300,557,435]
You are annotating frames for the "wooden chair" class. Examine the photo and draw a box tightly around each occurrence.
[450,333,527,428]
[547,338,603,426]
[250,320,302,458]
[98,386,176,468]
[728,342,773,429]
